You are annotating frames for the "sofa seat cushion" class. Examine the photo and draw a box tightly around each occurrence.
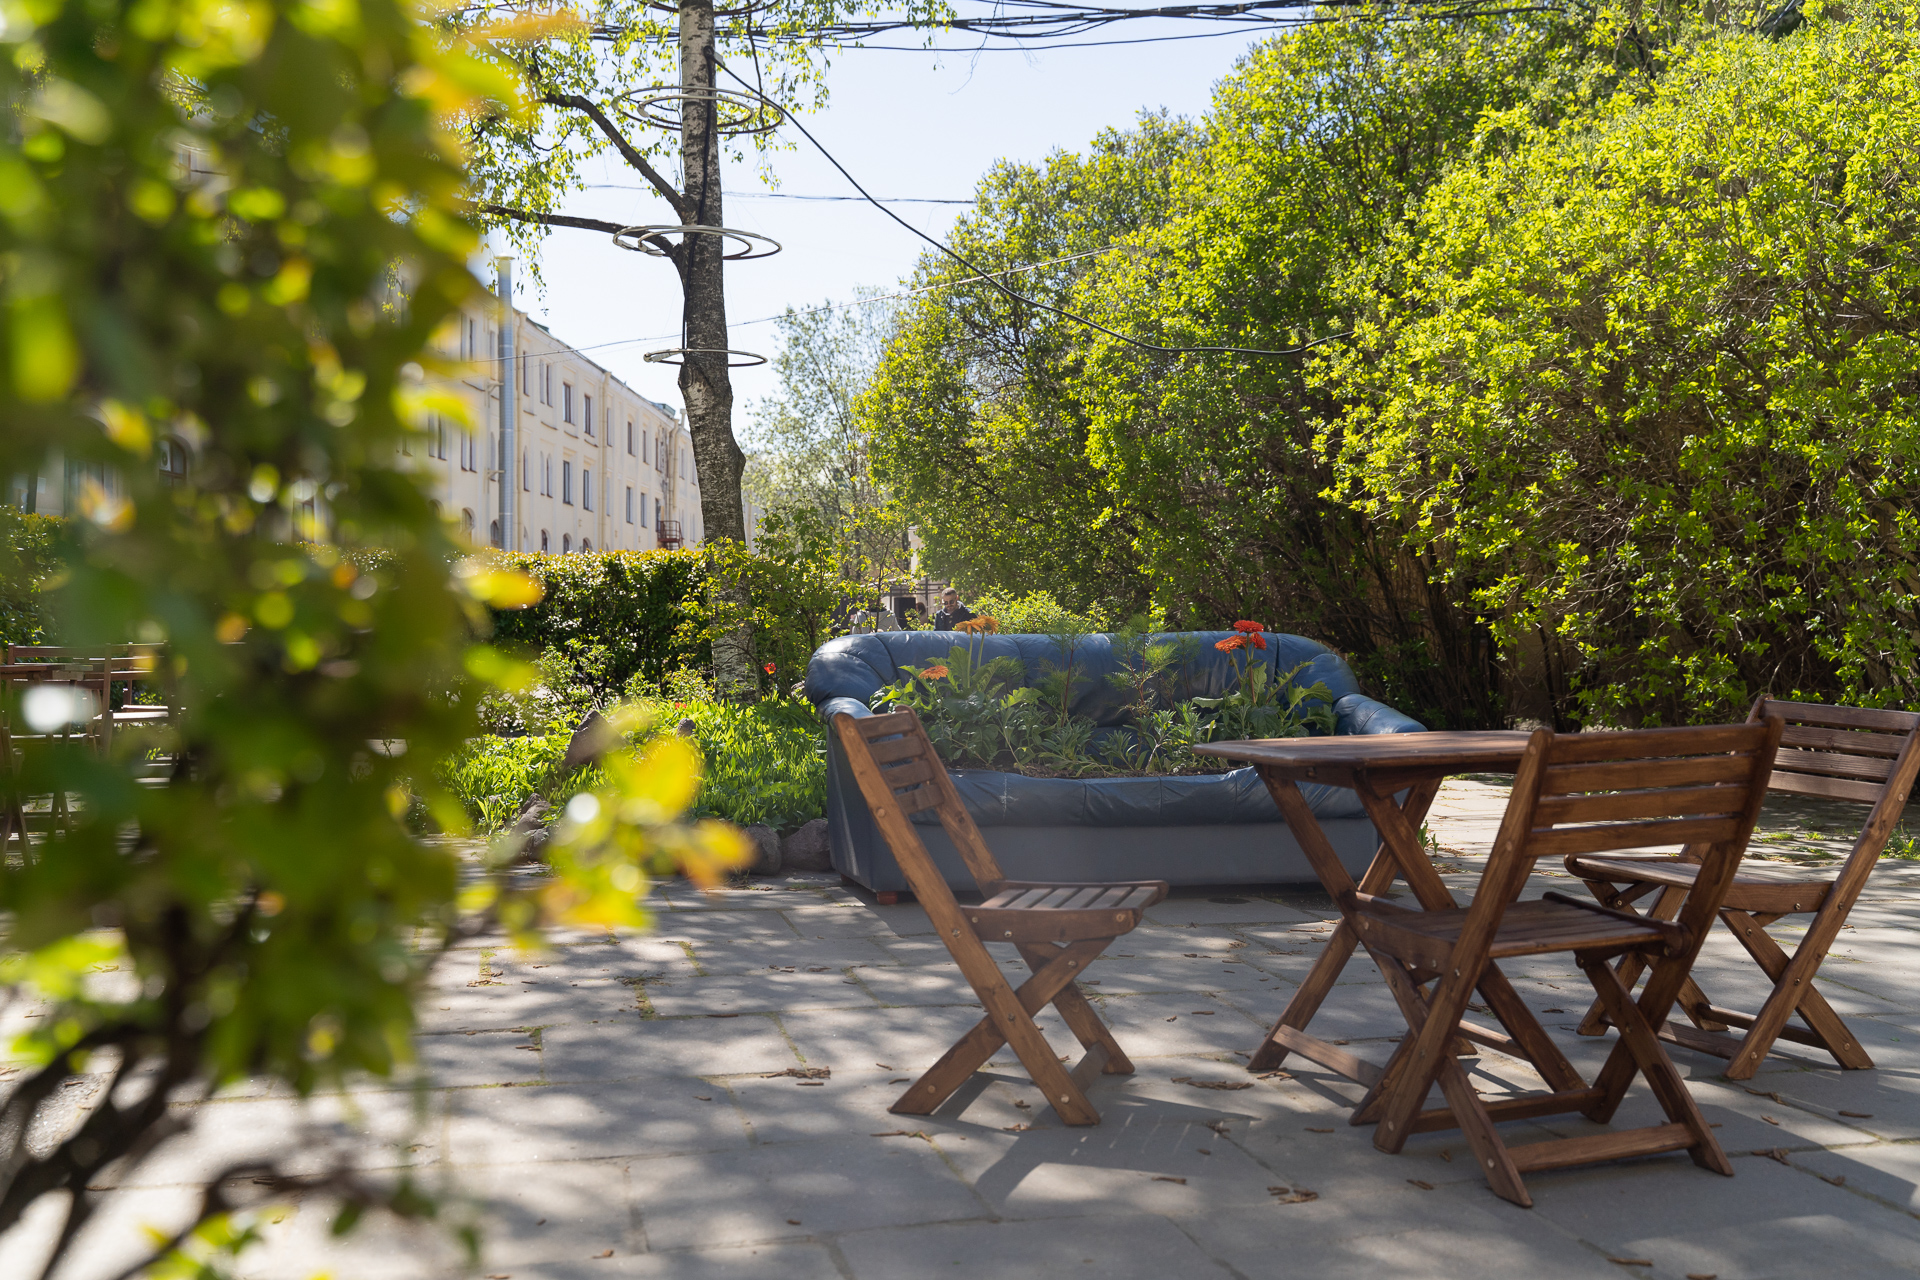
[908,765,1365,827]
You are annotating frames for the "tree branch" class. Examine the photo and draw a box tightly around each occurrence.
[541,92,691,220]
[479,204,631,235]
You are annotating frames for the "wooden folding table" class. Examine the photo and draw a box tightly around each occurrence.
[1194,732,1560,1088]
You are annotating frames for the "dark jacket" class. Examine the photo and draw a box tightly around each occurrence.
[932,604,976,632]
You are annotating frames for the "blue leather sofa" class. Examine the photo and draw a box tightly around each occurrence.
[805,631,1425,894]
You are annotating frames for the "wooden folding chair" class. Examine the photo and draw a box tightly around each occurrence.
[1351,720,1781,1207]
[832,708,1169,1126]
[1569,699,1920,1080]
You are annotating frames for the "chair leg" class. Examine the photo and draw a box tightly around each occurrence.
[1580,953,1732,1176]
[1717,908,1871,1077]
[893,936,1112,1125]
[1575,882,1723,1036]
[1016,943,1133,1075]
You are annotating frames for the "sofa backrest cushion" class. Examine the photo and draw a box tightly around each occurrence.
[804,631,1362,728]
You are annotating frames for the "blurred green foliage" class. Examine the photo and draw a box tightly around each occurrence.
[0,0,740,1270]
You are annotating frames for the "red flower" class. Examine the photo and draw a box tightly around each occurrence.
[1247,631,1267,650]
[1214,636,1246,652]
[918,664,950,680]
[1232,620,1264,633]
[764,662,776,674]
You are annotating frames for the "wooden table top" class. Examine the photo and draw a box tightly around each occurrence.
[1194,730,1534,775]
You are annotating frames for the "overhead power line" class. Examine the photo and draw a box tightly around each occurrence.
[574,0,1567,48]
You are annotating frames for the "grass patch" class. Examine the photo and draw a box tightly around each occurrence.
[439,697,826,835]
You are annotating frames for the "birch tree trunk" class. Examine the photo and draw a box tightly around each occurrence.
[677,0,755,697]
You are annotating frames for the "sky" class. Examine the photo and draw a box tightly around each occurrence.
[480,21,1277,425]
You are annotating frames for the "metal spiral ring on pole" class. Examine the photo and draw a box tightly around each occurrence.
[642,348,769,368]
[616,86,783,136]
[611,224,782,260]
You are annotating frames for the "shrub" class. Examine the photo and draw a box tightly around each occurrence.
[485,549,706,697]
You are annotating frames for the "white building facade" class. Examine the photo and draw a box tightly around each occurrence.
[419,301,706,554]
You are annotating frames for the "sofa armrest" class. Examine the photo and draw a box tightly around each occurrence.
[820,696,874,724]
[1335,692,1426,736]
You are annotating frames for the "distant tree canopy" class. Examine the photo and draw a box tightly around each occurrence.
[863,1,1920,728]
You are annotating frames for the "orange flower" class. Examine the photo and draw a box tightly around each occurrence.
[763,662,776,674]
[1247,631,1267,650]
[918,664,950,680]
[1214,636,1246,652]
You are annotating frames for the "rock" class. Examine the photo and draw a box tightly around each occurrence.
[509,795,552,863]
[676,717,697,738]
[742,824,782,876]
[781,818,832,873]
[562,710,617,772]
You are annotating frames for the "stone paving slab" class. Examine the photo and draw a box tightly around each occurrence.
[10,779,1920,1277]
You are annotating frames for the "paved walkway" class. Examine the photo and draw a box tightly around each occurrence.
[11,783,1920,1278]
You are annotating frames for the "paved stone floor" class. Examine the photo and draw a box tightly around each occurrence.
[10,782,1920,1278]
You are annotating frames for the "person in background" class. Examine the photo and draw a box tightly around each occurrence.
[899,598,929,630]
[933,587,976,632]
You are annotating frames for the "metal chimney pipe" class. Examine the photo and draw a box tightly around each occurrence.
[495,256,517,550]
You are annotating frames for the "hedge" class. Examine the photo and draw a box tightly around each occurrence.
[484,549,707,692]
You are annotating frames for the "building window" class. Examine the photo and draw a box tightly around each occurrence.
[627,421,636,455]
[582,468,592,511]
[458,421,477,471]
[561,533,571,554]
[654,496,661,528]
[158,438,188,486]
[461,508,474,539]
[581,538,592,552]
[626,486,634,524]
[540,529,549,552]
[522,449,530,491]
[655,436,663,471]
[562,460,573,505]
[489,518,501,547]
[563,383,574,424]
[584,395,594,436]
[426,414,448,461]
[520,354,528,396]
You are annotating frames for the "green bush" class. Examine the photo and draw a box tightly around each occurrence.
[486,549,707,695]
[441,697,827,835]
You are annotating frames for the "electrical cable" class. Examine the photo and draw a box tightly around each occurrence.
[715,61,1345,360]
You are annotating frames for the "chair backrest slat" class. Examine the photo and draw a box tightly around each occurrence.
[1765,700,1920,735]
[1545,753,1754,795]
[1533,782,1751,826]
[1766,769,1885,805]
[1778,723,1910,758]
[1772,747,1895,783]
